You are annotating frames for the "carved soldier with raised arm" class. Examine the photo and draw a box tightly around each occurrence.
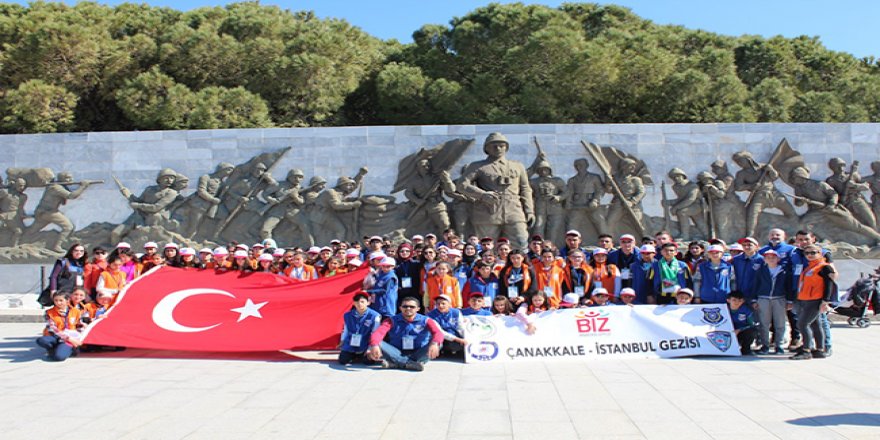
[732,151,797,237]
[260,168,318,245]
[110,168,179,244]
[312,168,368,243]
[180,162,233,238]
[404,158,457,233]
[825,157,877,230]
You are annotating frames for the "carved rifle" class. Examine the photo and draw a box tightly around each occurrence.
[660,181,672,232]
[351,168,368,237]
[215,147,291,238]
[743,142,787,210]
[581,140,645,237]
[257,181,325,216]
[698,181,718,239]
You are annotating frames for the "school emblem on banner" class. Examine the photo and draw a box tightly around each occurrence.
[706,331,732,352]
[463,316,497,338]
[701,307,725,325]
[468,341,500,361]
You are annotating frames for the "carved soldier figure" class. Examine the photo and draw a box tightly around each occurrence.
[260,169,318,245]
[529,156,566,244]
[710,160,738,200]
[789,166,880,242]
[404,159,457,233]
[664,168,705,239]
[110,168,180,244]
[732,151,797,237]
[697,171,737,239]
[180,162,234,238]
[825,157,877,230]
[0,178,28,247]
[27,172,95,252]
[863,161,880,224]
[312,169,367,243]
[564,158,605,237]
[450,165,475,238]
[222,162,276,216]
[604,158,646,237]
[459,133,534,250]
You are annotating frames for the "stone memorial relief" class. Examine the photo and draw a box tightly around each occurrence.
[3,130,880,262]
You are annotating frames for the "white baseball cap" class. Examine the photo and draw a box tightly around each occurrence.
[233,250,248,258]
[144,241,158,249]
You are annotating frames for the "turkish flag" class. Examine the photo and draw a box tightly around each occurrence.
[81,266,365,352]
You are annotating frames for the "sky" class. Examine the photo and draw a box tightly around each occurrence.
[13,1,880,58]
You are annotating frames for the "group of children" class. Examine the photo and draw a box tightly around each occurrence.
[39,227,835,364]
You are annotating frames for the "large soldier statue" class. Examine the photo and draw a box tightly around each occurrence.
[529,156,566,245]
[664,168,705,239]
[312,168,368,243]
[260,169,321,246]
[178,162,234,238]
[459,133,534,250]
[564,158,605,238]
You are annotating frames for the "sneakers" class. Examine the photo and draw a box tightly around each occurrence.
[787,338,802,352]
[380,359,393,369]
[775,347,785,355]
[811,349,827,359]
[790,350,812,360]
[403,361,424,372]
[824,347,833,357]
[757,346,770,355]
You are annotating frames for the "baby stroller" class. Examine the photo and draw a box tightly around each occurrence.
[834,273,879,328]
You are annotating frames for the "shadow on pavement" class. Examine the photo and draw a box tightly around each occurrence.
[787,412,880,427]
[0,336,47,363]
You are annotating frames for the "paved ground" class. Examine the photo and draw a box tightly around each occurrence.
[2,322,880,440]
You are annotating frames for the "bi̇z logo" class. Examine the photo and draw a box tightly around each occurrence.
[469,341,499,361]
[573,309,611,334]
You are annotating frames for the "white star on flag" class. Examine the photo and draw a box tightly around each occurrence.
[230,298,268,322]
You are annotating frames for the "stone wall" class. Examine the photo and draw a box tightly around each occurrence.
[2,123,877,228]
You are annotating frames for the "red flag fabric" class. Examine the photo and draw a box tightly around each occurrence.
[81,266,366,352]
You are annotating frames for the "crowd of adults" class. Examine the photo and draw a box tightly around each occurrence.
[38,227,837,369]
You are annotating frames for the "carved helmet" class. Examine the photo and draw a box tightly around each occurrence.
[483,132,509,154]
[696,171,714,182]
[790,167,811,179]
[667,168,687,179]
[828,157,846,169]
[336,176,356,188]
[534,158,552,174]
[309,176,327,186]
[216,162,234,172]
[710,159,727,170]
[288,169,305,180]
[56,172,74,183]
[157,168,177,183]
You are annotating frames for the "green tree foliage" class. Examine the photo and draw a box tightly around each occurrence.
[0,2,879,132]
[0,79,77,133]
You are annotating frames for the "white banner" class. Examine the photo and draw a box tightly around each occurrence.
[462,305,741,363]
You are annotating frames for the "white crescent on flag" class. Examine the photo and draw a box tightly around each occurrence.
[151,288,234,333]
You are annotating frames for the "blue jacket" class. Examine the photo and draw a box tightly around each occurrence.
[752,264,793,302]
[759,242,796,268]
[427,308,463,338]
[340,308,382,352]
[697,261,734,304]
[652,258,692,298]
[387,313,433,350]
[368,270,399,318]
[729,305,756,330]
[465,274,500,302]
[452,264,471,292]
[731,253,764,296]
[629,260,655,304]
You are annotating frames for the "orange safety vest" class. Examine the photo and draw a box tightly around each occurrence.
[44,307,82,336]
[591,262,620,299]
[534,263,565,307]
[798,260,830,301]
[425,274,462,309]
[284,264,318,280]
[499,265,532,293]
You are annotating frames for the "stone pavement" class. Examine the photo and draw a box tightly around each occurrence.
[2,323,880,440]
